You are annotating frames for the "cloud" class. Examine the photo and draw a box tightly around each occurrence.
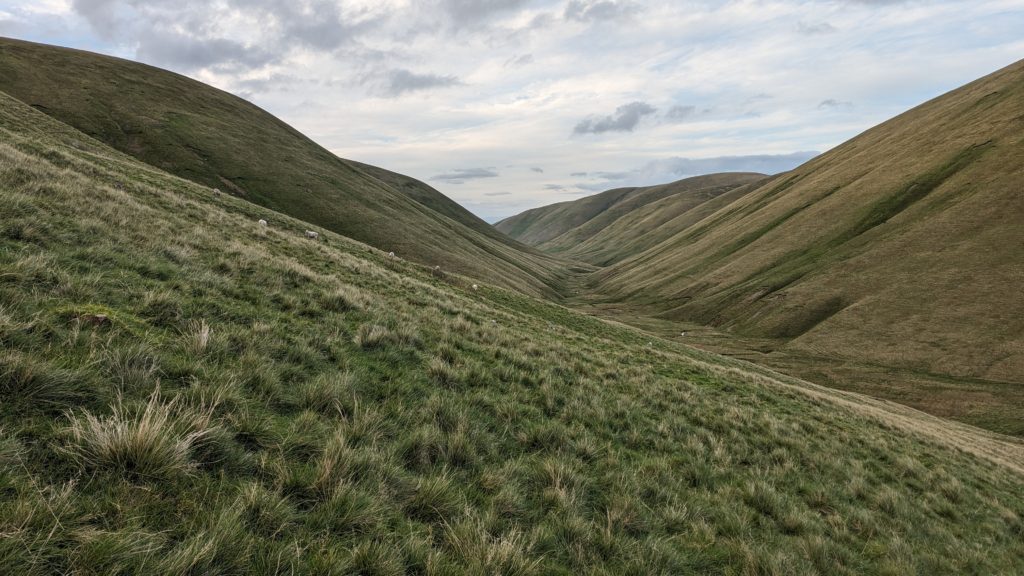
[665,105,696,122]
[431,168,500,184]
[582,152,818,190]
[135,30,275,73]
[530,167,544,173]
[796,21,837,35]
[571,172,588,177]
[564,1,639,23]
[818,99,854,110]
[439,0,531,25]
[504,53,534,67]
[68,0,376,73]
[573,101,657,135]
[483,191,511,196]
[384,69,462,96]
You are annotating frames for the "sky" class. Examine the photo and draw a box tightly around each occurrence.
[1,1,1022,221]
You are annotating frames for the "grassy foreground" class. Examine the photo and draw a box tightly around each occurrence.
[3,91,1024,574]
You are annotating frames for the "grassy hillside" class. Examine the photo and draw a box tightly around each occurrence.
[500,59,1024,434]
[0,37,568,297]
[4,88,1024,574]
[496,173,763,264]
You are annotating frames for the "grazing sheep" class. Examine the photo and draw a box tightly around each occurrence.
[305,230,319,240]
[431,265,445,279]
[258,219,268,226]
[388,251,395,258]
[471,284,479,291]
[213,188,222,195]
[680,331,687,337]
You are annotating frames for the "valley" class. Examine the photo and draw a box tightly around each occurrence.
[2,33,1023,573]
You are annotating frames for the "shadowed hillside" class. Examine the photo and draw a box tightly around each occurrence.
[496,172,765,265]
[4,82,1024,574]
[0,37,570,297]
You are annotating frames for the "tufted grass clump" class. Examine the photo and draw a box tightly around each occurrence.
[0,350,88,410]
[62,391,213,481]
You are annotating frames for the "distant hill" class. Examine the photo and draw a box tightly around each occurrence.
[496,173,765,265]
[0,37,569,296]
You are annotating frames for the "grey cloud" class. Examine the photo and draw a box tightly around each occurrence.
[70,0,375,74]
[431,168,499,184]
[530,167,544,173]
[136,30,275,72]
[574,101,656,135]
[504,53,535,67]
[564,0,639,23]
[484,191,512,196]
[665,105,696,122]
[818,99,853,110]
[439,0,531,25]
[385,69,462,96]
[570,172,588,177]
[796,21,837,35]
[544,184,567,190]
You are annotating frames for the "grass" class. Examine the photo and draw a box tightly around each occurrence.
[2,87,1024,574]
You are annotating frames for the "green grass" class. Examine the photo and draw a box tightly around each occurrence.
[3,84,1024,574]
[0,36,569,298]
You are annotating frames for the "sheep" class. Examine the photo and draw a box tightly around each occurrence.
[431,265,444,279]
[213,188,222,195]
[258,219,268,226]
[388,252,395,258]
[305,230,319,240]
[471,284,479,291]
[680,331,687,337]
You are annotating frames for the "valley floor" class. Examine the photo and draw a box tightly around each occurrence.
[554,267,1024,439]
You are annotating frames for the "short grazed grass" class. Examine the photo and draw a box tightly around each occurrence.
[2,90,1024,574]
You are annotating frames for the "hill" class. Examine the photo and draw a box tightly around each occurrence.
[546,59,1023,434]
[496,172,765,265]
[0,37,569,297]
[4,83,1024,572]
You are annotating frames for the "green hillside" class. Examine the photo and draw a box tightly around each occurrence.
[5,81,1024,573]
[501,58,1024,435]
[496,172,764,265]
[0,37,568,297]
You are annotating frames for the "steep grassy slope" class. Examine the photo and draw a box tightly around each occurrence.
[5,91,1024,573]
[496,173,763,263]
[584,60,1024,394]
[0,37,568,297]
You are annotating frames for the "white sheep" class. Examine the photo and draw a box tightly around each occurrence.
[213,188,221,194]
[471,284,479,291]
[680,331,687,337]
[258,219,268,226]
[305,230,319,240]
[388,251,395,258]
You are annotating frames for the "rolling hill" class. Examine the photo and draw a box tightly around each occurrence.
[4,75,1024,574]
[504,58,1024,434]
[496,172,765,265]
[0,36,570,297]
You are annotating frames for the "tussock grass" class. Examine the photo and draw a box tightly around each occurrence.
[1,88,1024,573]
[62,391,213,481]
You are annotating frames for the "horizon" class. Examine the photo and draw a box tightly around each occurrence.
[2,0,1022,220]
